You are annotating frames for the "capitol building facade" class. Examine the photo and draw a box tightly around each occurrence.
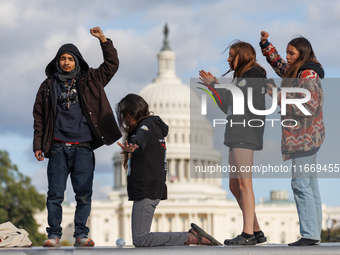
[34,26,340,246]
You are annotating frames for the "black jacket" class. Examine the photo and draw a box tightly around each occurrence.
[212,66,267,150]
[33,39,122,156]
[298,61,325,79]
[127,116,168,201]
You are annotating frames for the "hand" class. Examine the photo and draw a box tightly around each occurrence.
[266,83,278,97]
[90,27,107,42]
[117,141,139,153]
[199,70,219,85]
[260,31,269,44]
[35,150,44,161]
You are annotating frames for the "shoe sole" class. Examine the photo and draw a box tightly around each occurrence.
[224,235,257,246]
[191,223,222,245]
[74,240,95,247]
[288,241,319,246]
[256,236,267,244]
[224,240,257,245]
[43,242,61,247]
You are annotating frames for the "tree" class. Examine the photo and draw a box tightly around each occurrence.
[0,150,46,246]
[321,228,340,242]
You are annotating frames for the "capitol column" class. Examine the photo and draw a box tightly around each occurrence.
[159,213,166,232]
[174,213,180,231]
[189,159,197,180]
[179,159,185,182]
[207,212,212,234]
[214,161,222,186]
[127,213,133,244]
[198,159,205,183]
[167,159,172,180]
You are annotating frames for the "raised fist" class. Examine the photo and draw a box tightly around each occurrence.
[260,31,269,44]
[90,27,107,42]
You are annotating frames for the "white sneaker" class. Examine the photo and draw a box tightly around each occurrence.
[43,236,61,247]
[74,237,95,247]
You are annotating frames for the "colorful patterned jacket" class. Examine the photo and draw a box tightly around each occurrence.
[260,40,325,161]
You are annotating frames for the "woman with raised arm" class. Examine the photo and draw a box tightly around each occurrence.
[260,31,325,246]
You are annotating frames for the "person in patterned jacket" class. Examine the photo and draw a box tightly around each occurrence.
[260,31,325,246]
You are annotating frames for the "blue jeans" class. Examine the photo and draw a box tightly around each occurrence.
[291,154,322,241]
[46,142,94,238]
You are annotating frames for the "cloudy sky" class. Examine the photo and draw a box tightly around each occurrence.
[1,0,340,207]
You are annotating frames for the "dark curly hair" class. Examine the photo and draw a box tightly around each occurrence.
[116,93,152,169]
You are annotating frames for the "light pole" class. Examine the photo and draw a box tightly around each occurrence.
[326,216,334,242]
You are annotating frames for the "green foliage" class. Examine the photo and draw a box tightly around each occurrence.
[0,150,47,246]
[61,239,72,246]
[321,228,340,242]
[321,229,328,242]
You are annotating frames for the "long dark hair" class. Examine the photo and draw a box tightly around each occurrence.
[283,37,320,86]
[222,41,266,80]
[116,93,151,169]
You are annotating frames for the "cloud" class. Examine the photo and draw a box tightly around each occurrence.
[0,2,19,27]
[2,0,340,137]
[1,0,340,205]
[306,1,340,25]
[30,167,48,195]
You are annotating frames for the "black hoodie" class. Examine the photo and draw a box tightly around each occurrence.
[45,44,93,143]
[127,116,169,201]
[211,66,267,150]
[298,61,325,79]
[45,43,90,78]
[33,39,121,156]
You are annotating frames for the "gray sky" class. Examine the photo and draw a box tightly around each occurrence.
[0,0,339,206]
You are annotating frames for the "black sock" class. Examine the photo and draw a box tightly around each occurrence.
[254,230,263,236]
[241,232,253,239]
